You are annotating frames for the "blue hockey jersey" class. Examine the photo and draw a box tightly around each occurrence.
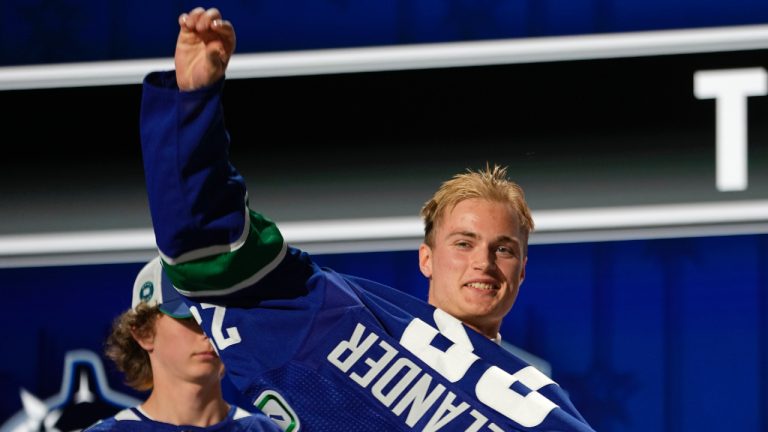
[139,71,595,432]
[84,405,280,431]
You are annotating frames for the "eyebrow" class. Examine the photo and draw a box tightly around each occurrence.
[447,231,521,246]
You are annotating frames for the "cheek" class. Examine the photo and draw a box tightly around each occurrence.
[156,324,195,351]
[433,253,463,278]
[502,262,524,283]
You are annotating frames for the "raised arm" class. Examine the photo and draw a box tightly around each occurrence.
[139,7,285,284]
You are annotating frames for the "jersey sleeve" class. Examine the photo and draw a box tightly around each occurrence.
[139,71,308,299]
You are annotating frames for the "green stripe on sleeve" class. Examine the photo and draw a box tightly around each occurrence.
[163,210,285,295]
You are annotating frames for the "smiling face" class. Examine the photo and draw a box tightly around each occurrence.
[419,198,527,339]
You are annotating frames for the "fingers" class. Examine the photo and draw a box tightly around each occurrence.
[178,7,226,32]
[179,7,203,30]
[211,18,235,43]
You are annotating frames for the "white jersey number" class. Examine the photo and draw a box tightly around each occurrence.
[189,303,242,351]
[399,309,558,427]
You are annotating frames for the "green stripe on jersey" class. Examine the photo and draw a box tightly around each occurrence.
[163,210,284,294]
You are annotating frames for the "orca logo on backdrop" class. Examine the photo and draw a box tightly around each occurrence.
[0,350,140,432]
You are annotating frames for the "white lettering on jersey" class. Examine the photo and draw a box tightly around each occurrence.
[391,375,445,427]
[327,323,379,372]
[328,315,562,429]
[328,322,502,430]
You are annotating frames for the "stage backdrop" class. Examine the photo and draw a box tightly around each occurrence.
[1,3,767,432]
[1,233,766,431]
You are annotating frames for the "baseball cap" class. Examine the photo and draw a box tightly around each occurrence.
[131,256,192,319]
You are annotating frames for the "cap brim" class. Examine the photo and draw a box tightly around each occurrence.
[158,299,192,319]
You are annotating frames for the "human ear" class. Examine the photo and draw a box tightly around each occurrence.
[130,326,155,352]
[418,243,433,278]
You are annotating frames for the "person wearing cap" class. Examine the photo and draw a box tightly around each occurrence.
[83,257,282,431]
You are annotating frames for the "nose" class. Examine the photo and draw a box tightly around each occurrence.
[472,248,495,271]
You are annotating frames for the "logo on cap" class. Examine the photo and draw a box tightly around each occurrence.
[139,281,154,303]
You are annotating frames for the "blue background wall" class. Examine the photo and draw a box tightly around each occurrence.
[3,0,768,66]
[2,234,767,430]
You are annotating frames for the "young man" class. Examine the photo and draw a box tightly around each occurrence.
[419,166,552,376]
[138,6,595,431]
[84,257,281,431]
[419,165,531,341]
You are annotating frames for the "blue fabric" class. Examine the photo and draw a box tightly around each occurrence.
[83,406,281,431]
[141,72,248,260]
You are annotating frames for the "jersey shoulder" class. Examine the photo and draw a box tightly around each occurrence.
[82,408,144,431]
[230,406,282,431]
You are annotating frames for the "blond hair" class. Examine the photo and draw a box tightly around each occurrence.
[104,302,160,392]
[420,164,534,250]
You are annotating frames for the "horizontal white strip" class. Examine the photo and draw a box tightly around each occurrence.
[280,216,423,242]
[0,229,157,256]
[0,57,173,91]
[1,200,767,260]
[2,24,768,90]
[533,199,768,231]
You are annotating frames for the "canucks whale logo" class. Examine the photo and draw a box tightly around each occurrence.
[0,350,141,432]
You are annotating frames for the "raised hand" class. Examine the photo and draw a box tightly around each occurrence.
[175,7,236,91]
